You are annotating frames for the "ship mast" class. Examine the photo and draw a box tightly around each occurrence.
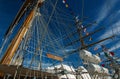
[0,0,43,65]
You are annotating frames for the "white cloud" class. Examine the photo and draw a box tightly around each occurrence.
[94,20,120,50]
[109,42,120,51]
[106,10,120,24]
[98,20,120,40]
[97,0,118,24]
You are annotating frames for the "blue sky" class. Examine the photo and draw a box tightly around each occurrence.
[0,0,120,68]
[0,0,23,38]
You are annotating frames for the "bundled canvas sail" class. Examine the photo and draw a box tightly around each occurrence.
[79,49,101,64]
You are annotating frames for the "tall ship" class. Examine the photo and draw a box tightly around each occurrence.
[0,0,120,79]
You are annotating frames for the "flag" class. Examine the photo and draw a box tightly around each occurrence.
[62,0,66,3]
[104,52,109,57]
[94,47,98,51]
[101,45,108,52]
[86,32,89,36]
[109,52,114,56]
[110,64,112,67]
[81,25,84,28]
[65,4,69,8]
[101,64,105,67]
[75,16,79,20]
[62,0,65,3]
[84,28,86,32]
[89,37,92,41]
[75,16,79,22]
[101,45,109,57]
